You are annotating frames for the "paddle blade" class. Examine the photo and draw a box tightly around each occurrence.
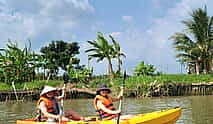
[124,70,127,80]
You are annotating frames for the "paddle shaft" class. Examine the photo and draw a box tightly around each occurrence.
[117,71,126,124]
[59,83,66,124]
[117,91,123,124]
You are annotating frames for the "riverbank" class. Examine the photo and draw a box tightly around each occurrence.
[0,74,212,101]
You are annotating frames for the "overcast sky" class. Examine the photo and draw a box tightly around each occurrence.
[0,0,213,75]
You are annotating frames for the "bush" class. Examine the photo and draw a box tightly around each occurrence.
[134,61,156,76]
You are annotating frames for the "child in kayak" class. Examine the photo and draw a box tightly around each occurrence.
[36,85,84,122]
[94,84,124,120]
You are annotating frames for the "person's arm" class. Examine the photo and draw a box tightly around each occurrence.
[56,87,66,101]
[112,86,124,102]
[97,100,120,114]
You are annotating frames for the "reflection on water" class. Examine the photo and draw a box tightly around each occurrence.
[1,96,213,124]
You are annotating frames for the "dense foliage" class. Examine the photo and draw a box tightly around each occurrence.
[134,61,156,76]
[0,41,39,83]
[68,57,92,84]
[0,40,83,84]
[171,7,213,74]
[40,40,80,79]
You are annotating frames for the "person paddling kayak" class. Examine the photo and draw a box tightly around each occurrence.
[94,84,124,120]
[36,85,84,122]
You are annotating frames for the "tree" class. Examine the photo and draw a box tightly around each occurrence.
[172,32,202,74]
[134,61,156,76]
[40,40,80,78]
[171,7,213,74]
[110,35,126,75]
[86,32,115,79]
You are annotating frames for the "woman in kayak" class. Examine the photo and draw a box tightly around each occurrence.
[36,85,84,122]
[94,84,124,120]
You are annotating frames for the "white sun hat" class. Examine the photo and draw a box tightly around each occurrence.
[40,85,57,96]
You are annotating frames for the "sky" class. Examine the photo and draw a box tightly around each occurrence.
[0,0,213,75]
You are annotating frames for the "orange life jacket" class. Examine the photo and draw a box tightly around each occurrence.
[94,95,118,120]
[36,97,59,122]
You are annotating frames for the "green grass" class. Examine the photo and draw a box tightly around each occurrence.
[0,80,63,91]
[90,74,213,88]
[122,74,213,88]
[0,74,212,90]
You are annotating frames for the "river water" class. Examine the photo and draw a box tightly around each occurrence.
[1,96,213,124]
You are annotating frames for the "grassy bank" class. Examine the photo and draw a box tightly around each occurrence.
[0,74,212,91]
[90,74,213,88]
[0,80,62,90]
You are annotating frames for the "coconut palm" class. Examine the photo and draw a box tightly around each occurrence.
[171,7,213,74]
[85,32,115,79]
[109,35,126,75]
[172,33,201,74]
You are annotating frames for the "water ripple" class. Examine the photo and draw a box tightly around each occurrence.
[1,96,213,124]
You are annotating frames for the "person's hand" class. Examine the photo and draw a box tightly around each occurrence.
[57,86,66,91]
[120,86,124,90]
[80,117,89,121]
[114,109,121,114]
[61,116,70,122]
[62,86,66,91]
[55,115,62,120]
[56,115,70,122]
[119,96,123,100]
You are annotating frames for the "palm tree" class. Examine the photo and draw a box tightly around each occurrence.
[171,7,213,74]
[110,35,126,75]
[172,32,202,74]
[86,32,115,79]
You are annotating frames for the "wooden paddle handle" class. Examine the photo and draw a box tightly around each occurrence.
[117,71,126,124]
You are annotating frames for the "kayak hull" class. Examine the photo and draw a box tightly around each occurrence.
[16,107,181,124]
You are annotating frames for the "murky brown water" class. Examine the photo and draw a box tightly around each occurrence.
[1,96,213,124]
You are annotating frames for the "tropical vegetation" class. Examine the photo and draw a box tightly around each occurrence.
[134,61,156,76]
[0,74,212,90]
[0,40,90,85]
[171,7,213,75]
[85,32,126,80]
[40,40,80,80]
[0,41,38,83]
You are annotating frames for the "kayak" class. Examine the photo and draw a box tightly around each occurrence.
[16,107,181,124]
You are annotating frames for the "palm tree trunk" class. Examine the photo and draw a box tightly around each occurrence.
[211,60,213,72]
[203,60,208,74]
[117,57,121,75]
[46,72,51,83]
[107,57,115,80]
[88,57,91,70]
[43,68,45,80]
[3,71,7,83]
[195,61,200,75]
[37,68,39,80]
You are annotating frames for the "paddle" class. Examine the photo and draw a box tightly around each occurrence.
[117,71,126,124]
[59,83,66,124]
[59,70,70,124]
